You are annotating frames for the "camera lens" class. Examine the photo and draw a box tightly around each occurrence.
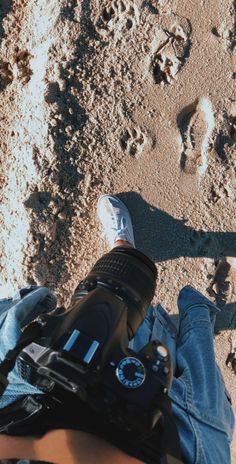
[73,247,157,339]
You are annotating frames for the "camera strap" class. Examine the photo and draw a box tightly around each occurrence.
[0,391,184,464]
[153,392,184,464]
[0,394,61,435]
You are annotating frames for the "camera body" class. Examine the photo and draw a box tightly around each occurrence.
[0,247,183,463]
[16,247,172,437]
[18,287,172,436]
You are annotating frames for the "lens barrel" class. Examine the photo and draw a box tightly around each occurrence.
[73,247,157,338]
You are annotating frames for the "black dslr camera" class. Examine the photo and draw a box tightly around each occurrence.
[1,247,173,438]
[17,247,173,437]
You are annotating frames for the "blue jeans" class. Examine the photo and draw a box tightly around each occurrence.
[130,286,235,463]
[0,285,234,464]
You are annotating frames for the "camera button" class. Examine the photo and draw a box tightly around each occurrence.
[163,367,169,375]
[152,364,159,373]
[156,345,168,358]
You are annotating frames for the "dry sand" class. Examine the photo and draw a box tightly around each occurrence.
[0,0,236,460]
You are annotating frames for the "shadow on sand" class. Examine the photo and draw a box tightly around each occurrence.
[118,191,236,333]
[0,0,12,41]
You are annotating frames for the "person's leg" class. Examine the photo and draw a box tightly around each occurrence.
[97,194,177,369]
[71,195,135,302]
[0,287,56,409]
[128,303,177,373]
[175,285,234,440]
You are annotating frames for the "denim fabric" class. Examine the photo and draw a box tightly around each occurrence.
[0,287,56,408]
[0,285,234,464]
[129,285,234,464]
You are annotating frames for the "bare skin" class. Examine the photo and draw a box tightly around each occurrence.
[114,239,134,248]
[0,429,145,463]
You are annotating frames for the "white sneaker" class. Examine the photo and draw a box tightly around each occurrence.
[97,195,135,249]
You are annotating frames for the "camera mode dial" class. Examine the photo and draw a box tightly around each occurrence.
[116,357,146,389]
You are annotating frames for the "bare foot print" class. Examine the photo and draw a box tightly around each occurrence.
[96,0,140,39]
[149,17,191,84]
[120,126,147,158]
[178,97,215,176]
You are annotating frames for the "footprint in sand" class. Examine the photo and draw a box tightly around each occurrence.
[178,97,215,176]
[210,101,236,202]
[215,101,236,164]
[96,0,140,38]
[189,230,216,256]
[13,49,33,85]
[142,0,170,15]
[226,336,236,374]
[120,126,147,158]
[209,257,236,309]
[149,17,191,85]
[211,0,236,52]
[0,61,14,89]
[209,256,236,367]
[0,49,32,87]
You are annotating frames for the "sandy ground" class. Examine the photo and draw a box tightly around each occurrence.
[0,0,236,460]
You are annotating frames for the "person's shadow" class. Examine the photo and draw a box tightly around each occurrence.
[0,1,12,40]
[118,191,236,332]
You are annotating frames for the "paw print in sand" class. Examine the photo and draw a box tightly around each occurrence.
[13,50,33,85]
[120,126,147,158]
[0,61,14,89]
[0,50,33,87]
[96,0,140,38]
[189,229,216,257]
